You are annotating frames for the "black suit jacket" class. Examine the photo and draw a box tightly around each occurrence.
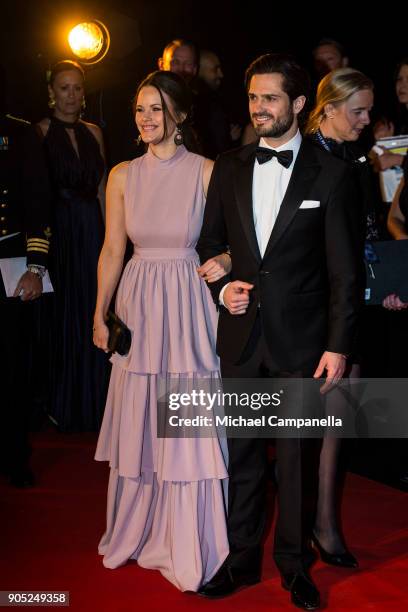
[0,115,51,266]
[197,137,362,372]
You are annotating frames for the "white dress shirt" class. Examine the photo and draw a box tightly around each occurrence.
[253,130,301,256]
[220,130,302,305]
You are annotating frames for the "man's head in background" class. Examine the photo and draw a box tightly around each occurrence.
[158,39,198,84]
[198,50,224,91]
[313,38,349,78]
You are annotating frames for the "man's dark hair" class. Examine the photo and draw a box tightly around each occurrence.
[245,53,311,102]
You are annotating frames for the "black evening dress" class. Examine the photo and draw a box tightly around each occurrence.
[308,131,382,369]
[43,117,110,431]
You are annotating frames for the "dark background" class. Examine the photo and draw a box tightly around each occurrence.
[2,0,407,163]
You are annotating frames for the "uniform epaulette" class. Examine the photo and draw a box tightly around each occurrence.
[5,114,31,125]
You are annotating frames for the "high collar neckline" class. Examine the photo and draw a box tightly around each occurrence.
[51,115,80,129]
[146,143,188,165]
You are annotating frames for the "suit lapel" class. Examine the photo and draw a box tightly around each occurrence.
[234,142,262,263]
[262,139,321,260]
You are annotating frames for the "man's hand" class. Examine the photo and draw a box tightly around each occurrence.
[13,271,43,301]
[382,293,408,311]
[223,280,254,315]
[313,351,347,394]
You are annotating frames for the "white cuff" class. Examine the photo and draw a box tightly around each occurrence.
[219,282,230,306]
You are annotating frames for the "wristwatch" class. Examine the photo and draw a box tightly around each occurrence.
[27,264,46,278]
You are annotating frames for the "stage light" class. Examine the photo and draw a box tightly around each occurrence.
[68,20,110,64]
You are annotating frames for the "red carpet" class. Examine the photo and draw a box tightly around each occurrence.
[1,430,407,611]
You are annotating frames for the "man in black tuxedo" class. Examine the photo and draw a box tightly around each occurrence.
[0,77,51,486]
[197,54,361,610]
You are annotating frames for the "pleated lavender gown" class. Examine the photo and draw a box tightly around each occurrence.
[95,144,229,591]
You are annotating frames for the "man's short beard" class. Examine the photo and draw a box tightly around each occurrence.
[253,106,295,138]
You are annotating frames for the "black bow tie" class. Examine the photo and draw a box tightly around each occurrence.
[255,146,293,168]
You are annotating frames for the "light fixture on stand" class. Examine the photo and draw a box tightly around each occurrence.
[68,20,110,65]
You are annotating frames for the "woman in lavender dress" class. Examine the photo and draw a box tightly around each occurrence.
[93,71,230,591]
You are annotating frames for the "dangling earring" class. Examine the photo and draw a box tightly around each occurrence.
[136,134,142,146]
[174,123,184,146]
[48,95,56,109]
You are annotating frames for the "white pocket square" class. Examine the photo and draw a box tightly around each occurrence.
[299,200,320,209]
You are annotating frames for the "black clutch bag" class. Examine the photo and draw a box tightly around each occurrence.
[106,310,131,355]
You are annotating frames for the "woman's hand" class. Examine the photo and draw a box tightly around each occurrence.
[197,253,231,283]
[93,321,110,352]
[382,293,408,311]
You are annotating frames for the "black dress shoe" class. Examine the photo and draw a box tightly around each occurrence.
[311,532,358,568]
[9,466,35,488]
[282,573,320,611]
[198,561,260,598]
